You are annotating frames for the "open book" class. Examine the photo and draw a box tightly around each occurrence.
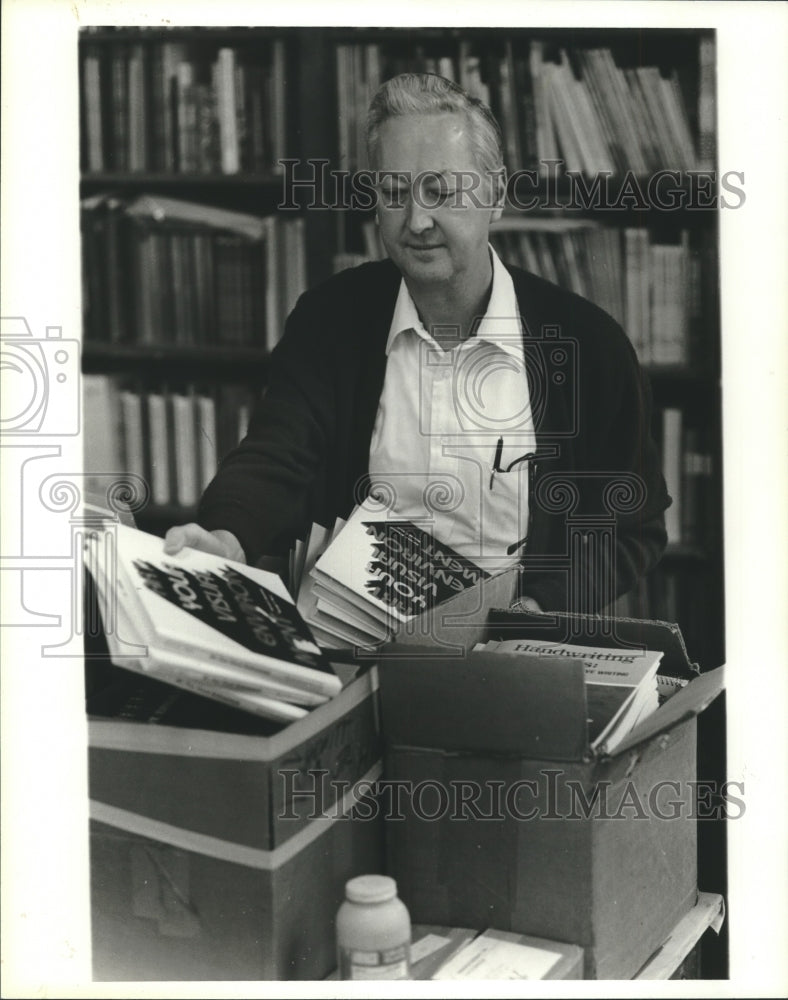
[476,637,666,755]
[85,524,342,724]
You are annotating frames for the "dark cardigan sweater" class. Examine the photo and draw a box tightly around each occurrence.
[198,259,670,613]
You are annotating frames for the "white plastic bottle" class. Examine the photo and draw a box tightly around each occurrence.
[336,874,412,980]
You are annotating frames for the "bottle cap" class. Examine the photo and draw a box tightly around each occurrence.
[345,874,398,904]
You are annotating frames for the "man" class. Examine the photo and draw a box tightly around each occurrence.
[165,73,669,615]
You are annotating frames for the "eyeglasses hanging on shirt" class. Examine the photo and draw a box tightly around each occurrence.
[489,436,537,491]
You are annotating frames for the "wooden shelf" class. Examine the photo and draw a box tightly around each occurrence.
[81,343,269,375]
[662,543,708,562]
[81,172,285,188]
[79,26,300,44]
[645,365,719,386]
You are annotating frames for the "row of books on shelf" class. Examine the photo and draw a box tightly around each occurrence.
[83,376,711,549]
[659,407,714,548]
[80,39,288,174]
[493,221,702,366]
[347,218,703,367]
[83,375,257,509]
[336,37,714,174]
[81,193,305,350]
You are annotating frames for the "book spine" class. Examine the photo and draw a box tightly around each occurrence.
[142,644,328,708]
[175,60,196,174]
[196,394,219,491]
[149,44,166,172]
[162,671,309,722]
[127,43,147,172]
[171,393,199,507]
[183,637,340,698]
[271,39,286,172]
[147,391,172,506]
[697,35,716,171]
[499,43,521,173]
[234,59,249,173]
[215,48,239,174]
[650,243,666,365]
[160,42,186,172]
[82,375,124,494]
[658,73,696,172]
[661,407,683,545]
[264,216,281,350]
[120,389,146,483]
[195,231,214,346]
[110,43,129,172]
[83,47,105,172]
[181,231,197,346]
[579,50,626,175]
[528,41,558,170]
[543,62,583,174]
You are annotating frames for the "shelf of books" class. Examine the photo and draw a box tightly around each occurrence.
[79,28,293,177]
[332,28,714,175]
[79,25,723,668]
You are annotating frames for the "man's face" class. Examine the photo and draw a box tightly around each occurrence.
[374,112,503,288]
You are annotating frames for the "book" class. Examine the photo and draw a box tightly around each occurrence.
[662,407,683,544]
[476,637,663,755]
[195,394,219,491]
[171,393,200,507]
[119,389,146,483]
[82,46,104,171]
[127,44,148,172]
[215,47,239,174]
[309,501,493,647]
[82,375,124,495]
[146,391,171,506]
[697,35,716,171]
[92,560,314,724]
[86,524,342,722]
[432,929,564,980]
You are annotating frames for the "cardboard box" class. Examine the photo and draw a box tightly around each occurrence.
[88,670,384,981]
[378,614,725,980]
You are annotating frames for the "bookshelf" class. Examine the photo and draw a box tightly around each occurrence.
[78,25,723,669]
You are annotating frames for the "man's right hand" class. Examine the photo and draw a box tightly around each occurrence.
[163,523,246,563]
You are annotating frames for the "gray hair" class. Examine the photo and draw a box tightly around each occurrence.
[365,73,505,180]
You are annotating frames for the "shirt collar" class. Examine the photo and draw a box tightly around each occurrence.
[385,245,523,359]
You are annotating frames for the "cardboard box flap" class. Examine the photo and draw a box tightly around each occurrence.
[609,665,725,757]
[486,610,699,679]
[378,647,589,761]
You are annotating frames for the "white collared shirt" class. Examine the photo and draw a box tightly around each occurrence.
[368,247,536,567]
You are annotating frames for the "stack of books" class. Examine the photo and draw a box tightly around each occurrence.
[86,524,342,726]
[292,501,497,650]
[474,636,681,755]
